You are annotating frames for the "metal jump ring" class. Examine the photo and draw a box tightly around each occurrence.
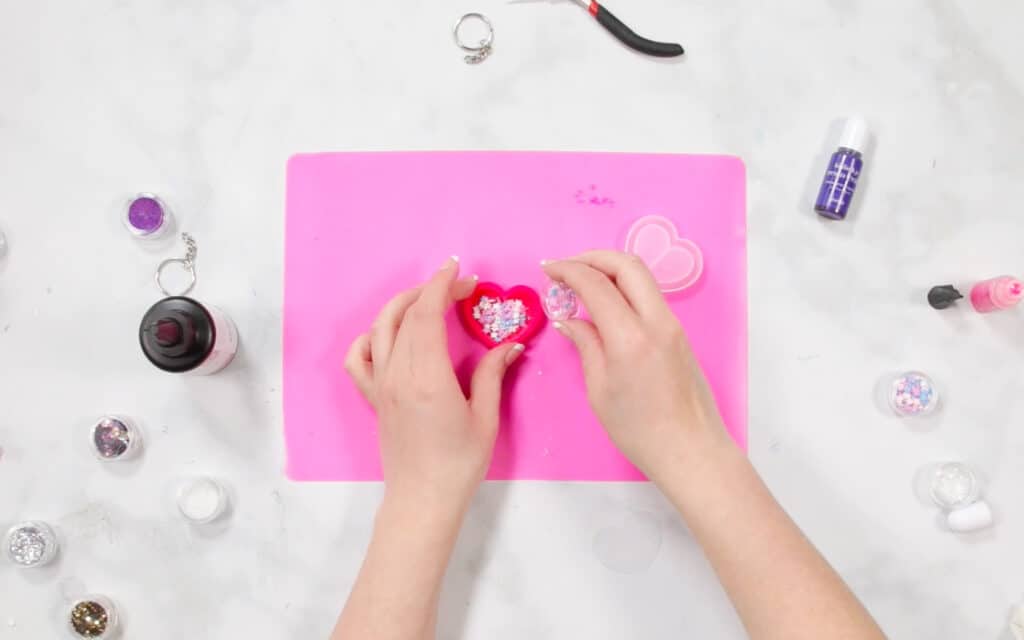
[156,258,197,297]
[454,13,493,62]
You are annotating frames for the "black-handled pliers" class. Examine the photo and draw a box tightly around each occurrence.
[572,0,684,57]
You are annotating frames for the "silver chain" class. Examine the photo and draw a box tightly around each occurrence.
[464,46,491,64]
[181,232,197,269]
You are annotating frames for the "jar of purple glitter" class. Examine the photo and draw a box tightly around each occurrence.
[123,193,173,240]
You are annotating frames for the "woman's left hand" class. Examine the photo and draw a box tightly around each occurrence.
[345,257,525,521]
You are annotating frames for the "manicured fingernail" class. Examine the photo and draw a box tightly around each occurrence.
[505,343,526,364]
[540,259,553,266]
[441,256,459,270]
[470,273,479,281]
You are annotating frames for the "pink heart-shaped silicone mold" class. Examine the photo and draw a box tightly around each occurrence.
[624,215,703,292]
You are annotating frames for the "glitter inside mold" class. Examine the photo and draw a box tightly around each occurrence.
[472,296,529,344]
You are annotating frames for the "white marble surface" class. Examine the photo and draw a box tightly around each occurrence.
[1,0,1023,637]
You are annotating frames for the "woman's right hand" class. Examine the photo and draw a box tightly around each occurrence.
[542,251,733,482]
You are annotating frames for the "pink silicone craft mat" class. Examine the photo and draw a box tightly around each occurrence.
[284,152,747,481]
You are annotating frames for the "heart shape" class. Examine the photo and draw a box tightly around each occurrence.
[457,282,546,347]
[624,215,704,292]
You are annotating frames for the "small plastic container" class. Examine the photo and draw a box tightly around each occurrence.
[4,521,59,568]
[123,193,174,240]
[888,371,939,417]
[541,280,579,321]
[90,415,142,462]
[177,477,228,524]
[929,462,981,510]
[67,595,119,639]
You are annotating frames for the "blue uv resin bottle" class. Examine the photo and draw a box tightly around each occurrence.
[815,117,868,220]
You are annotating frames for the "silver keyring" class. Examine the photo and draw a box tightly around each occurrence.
[454,13,493,63]
[156,258,197,297]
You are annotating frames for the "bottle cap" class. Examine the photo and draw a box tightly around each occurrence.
[838,116,869,152]
[139,297,216,373]
[927,285,963,310]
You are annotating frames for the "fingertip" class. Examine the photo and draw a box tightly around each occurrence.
[505,342,526,365]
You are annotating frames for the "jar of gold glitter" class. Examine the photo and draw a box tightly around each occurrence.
[67,595,118,639]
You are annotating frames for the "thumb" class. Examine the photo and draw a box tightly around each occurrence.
[470,342,526,428]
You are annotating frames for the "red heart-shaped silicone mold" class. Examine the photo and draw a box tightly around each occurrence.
[457,282,547,347]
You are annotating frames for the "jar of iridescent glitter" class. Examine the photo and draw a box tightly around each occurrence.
[122,193,174,240]
[90,415,142,462]
[67,595,119,639]
[4,520,59,568]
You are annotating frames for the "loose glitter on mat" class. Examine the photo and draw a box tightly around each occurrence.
[92,417,132,460]
[472,296,529,343]
[69,598,112,634]
[889,371,938,417]
[4,522,57,567]
[542,280,579,321]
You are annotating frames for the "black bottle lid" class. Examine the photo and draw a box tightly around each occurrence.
[139,297,217,373]
[927,285,963,310]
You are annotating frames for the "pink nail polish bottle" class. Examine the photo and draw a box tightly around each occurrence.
[969,275,1023,313]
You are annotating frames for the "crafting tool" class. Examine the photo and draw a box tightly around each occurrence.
[454,13,494,64]
[143,233,239,375]
[124,193,174,240]
[815,117,868,220]
[572,0,683,57]
[4,521,59,568]
[929,462,980,510]
[946,500,993,533]
[284,152,748,481]
[969,275,1023,313]
[927,284,963,310]
[91,416,142,462]
[888,371,938,417]
[514,0,684,57]
[177,477,228,524]
[68,596,119,639]
[139,296,238,375]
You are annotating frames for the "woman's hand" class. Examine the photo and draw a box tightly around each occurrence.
[345,257,525,521]
[542,250,731,483]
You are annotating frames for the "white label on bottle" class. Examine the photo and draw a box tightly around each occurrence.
[188,305,239,376]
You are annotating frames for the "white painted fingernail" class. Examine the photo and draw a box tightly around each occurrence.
[552,321,569,335]
[540,259,552,266]
[506,343,526,364]
[451,255,460,263]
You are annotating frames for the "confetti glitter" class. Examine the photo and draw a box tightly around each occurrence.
[69,599,112,638]
[889,371,938,417]
[4,521,57,567]
[542,280,579,321]
[472,296,529,344]
[91,417,133,460]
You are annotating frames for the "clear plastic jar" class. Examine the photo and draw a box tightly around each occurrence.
[4,521,59,568]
